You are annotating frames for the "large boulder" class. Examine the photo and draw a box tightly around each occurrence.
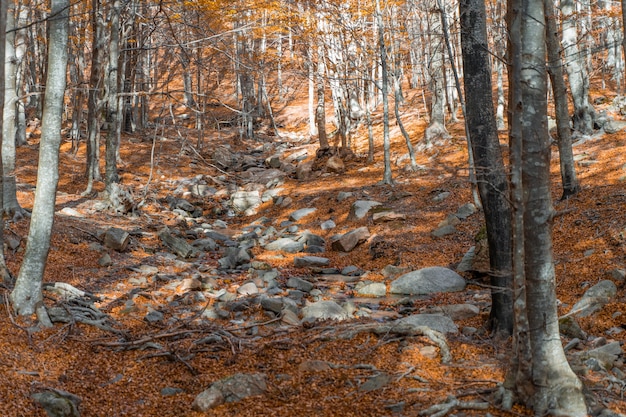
[390,267,466,295]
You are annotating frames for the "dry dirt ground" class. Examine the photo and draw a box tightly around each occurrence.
[0,108,625,417]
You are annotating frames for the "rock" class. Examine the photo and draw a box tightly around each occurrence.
[158,228,200,258]
[237,282,259,295]
[326,155,345,173]
[299,231,326,248]
[145,310,164,323]
[585,341,624,369]
[265,154,282,168]
[356,282,387,297]
[230,190,262,214]
[347,200,382,221]
[330,227,370,252]
[192,374,267,412]
[431,225,456,237]
[265,238,304,253]
[260,296,283,314]
[160,387,184,396]
[320,220,336,230]
[294,256,330,268]
[98,253,112,267]
[390,267,466,295]
[372,211,406,223]
[241,168,286,187]
[296,161,314,180]
[455,203,477,219]
[287,277,314,292]
[609,268,626,283]
[359,373,391,392]
[456,246,475,272]
[559,316,587,339]
[337,191,353,202]
[395,313,458,334]
[102,227,130,251]
[32,389,81,417]
[58,207,84,218]
[302,300,349,321]
[213,146,236,170]
[569,280,617,317]
[281,309,301,325]
[289,207,317,221]
[433,191,451,202]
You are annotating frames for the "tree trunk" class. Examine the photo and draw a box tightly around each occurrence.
[11,0,69,327]
[460,0,513,335]
[561,0,595,134]
[0,0,12,286]
[506,0,587,413]
[105,0,121,192]
[84,0,104,196]
[315,46,329,150]
[376,0,392,185]
[545,0,580,199]
[2,2,25,219]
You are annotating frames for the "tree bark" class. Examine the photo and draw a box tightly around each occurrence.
[2,1,25,219]
[376,0,392,185]
[506,0,587,413]
[545,0,580,199]
[11,0,69,327]
[0,0,12,286]
[105,0,121,192]
[460,0,513,335]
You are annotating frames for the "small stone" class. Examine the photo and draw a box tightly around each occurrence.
[289,208,317,221]
[98,253,112,267]
[294,256,330,268]
[287,277,314,292]
[237,282,259,295]
[320,220,336,230]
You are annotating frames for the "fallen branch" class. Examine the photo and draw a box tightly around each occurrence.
[419,395,489,417]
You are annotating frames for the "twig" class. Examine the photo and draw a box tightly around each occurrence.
[419,395,490,417]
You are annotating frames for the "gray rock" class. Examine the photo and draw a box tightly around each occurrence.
[260,296,283,314]
[390,267,466,295]
[296,161,314,180]
[395,313,458,334]
[585,341,624,369]
[431,224,456,237]
[192,373,267,412]
[372,211,406,223]
[320,219,336,230]
[230,190,261,214]
[302,300,350,321]
[569,280,617,317]
[428,304,480,320]
[337,191,353,202]
[264,238,304,253]
[298,231,326,247]
[356,282,387,297]
[289,207,317,221]
[331,227,370,252]
[433,191,451,202]
[265,154,282,168]
[213,146,236,169]
[161,387,184,396]
[192,237,218,251]
[237,282,259,295]
[455,203,477,219]
[359,373,391,392]
[145,310,164,323]
[456,246,476,272]
[31,389,81,417]
[294,256,330,268]
[347,200,382,221]
[261,188,284,203]
[287,277,314,292]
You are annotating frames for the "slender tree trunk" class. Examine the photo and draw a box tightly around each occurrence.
[561,0,595,134]
[545,0,580,199]
[0,0,12,286]
[2,2,25,219]
[315,47,329,150]
[84,0,104,196]
[460,0,513,335]
[105,0,121,192]
[376,0,392,185]
[11,0,69,327]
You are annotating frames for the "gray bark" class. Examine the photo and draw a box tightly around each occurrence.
[376,0,392,185]
[105,0,121,192]
[561,0,595,134]
[545,0,580,199]
[2,2,25,219]
[505,0,587,413]
[11,0,69,326]
[460,0,513,335]
[0,0,11,285]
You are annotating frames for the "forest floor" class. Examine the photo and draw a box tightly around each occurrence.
[0,97,625,416]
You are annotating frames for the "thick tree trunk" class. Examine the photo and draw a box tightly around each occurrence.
[11,0,69,327]
[545,0,580,199]
[505,0,587,413]
[460,0,513,335]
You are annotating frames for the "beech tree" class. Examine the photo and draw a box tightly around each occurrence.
[11,0,69,325]
[0,0,11,286]
[459,0,512,335]
[505,0,587,413]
